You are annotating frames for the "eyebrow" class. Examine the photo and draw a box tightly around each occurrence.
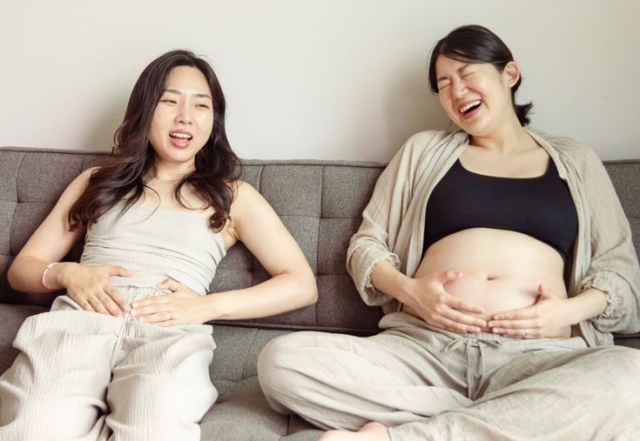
[436,63,472,83]
[164,88,212,100]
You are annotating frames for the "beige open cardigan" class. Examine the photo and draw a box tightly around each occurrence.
[347,129,640,347]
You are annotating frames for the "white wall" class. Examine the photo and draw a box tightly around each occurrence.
[2,0,639,162]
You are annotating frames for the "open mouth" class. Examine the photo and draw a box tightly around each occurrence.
[459,100,482,115]
[170,132,193,141]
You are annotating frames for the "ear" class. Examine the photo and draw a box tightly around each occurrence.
[503,61,520,88]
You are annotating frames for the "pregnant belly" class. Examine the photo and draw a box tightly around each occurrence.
[442,273,540,320]
[403,228,569,329]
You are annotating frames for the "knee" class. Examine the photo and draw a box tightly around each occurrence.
[0,395,99,440]
[257,336,290,397]
[257,333,312,406]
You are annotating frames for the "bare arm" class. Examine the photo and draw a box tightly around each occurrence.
[205,181,317,320]
[370,260,487,333]
[8,169,91,293]
[8,168,133,315]
[132,181,317,325]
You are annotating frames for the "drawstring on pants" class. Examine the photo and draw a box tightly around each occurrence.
[444,336,503,400]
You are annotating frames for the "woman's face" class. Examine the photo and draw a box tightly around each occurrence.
[434,55,518,137]
[148,66,215,172]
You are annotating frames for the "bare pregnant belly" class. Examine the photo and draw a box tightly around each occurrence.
[403,228,569,326]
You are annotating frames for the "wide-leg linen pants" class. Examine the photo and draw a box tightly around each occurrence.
[0,293,217,441]
[258,312,640,441]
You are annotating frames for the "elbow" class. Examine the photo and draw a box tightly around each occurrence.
[7,260,23,291]
[7,265,18,291]
[303,274,318,306]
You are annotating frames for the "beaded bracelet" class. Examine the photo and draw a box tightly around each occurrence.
[42,262,58,290]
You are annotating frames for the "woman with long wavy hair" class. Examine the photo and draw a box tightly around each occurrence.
[0,49,317,441]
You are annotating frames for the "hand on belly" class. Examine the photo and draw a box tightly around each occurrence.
[444,273,540,322]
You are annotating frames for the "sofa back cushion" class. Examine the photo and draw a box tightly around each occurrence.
[1,148,639,334]
[0,148,385,334]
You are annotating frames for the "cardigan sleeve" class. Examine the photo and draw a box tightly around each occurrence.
[574,147,640,334]
[346,130,463,307]
[346,142,409,306]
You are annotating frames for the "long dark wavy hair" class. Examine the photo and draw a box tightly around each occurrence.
[69,49,241,231]
[427,24,533,126]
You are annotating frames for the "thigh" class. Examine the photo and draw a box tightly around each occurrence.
[106,324,217,441]
[258,319,472,430]
[390,345,640,441]
[0,311,116,440]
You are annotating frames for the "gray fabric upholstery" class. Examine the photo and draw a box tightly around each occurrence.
[1,147,639,438]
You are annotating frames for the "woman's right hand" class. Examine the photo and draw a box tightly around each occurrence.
[403,271,487,333]
[56,263,133,317]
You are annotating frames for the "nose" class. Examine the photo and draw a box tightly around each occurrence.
[451,78,467,99]
[175,102,193,125]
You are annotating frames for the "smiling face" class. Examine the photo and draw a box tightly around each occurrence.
[148,65,215,174]
[435,55,520,138]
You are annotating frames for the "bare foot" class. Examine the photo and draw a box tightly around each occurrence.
[318,422,391,441]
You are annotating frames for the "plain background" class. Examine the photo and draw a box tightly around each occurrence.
[1,0,638,162]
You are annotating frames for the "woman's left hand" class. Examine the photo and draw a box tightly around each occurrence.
[487,284,573,339]
[130,279,208,326]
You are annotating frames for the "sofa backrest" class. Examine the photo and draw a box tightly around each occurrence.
[1,147,639,335]
[0,148,385,334]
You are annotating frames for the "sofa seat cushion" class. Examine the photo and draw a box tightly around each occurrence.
[205,325,321,439]
[0,303,47,373]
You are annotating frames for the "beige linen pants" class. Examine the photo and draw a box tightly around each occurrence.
[258,312,640,441]
[0,295,217,441]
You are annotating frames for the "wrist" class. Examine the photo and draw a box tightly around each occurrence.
[47,262,78,291]
[566,289,608,324]
[42,262,58,290]
[394,272,416,305]
[204,292,226,321]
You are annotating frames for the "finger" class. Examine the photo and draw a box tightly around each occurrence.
[492,325,533,339]
[131,299,172,319]
[437,270,462,284]
[95,292,125,317]
[104,285,131,312]
[437,315,483,334]
[86,294,110,315]
[68,290,97,312]
[448,296,486,314]
[132,295,170,310]
[156,278,180,291]
[491,306,539,321]
[136,310,173,324]
[72,294,96,313]
[108,266,134,277]
[440,306,487,328]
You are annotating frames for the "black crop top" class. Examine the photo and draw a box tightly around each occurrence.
[423,159,578,261]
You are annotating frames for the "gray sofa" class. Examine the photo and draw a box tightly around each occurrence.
[1,147,639,440]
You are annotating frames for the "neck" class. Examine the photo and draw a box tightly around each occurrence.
[148,162,194,184]
[469,122,533,154]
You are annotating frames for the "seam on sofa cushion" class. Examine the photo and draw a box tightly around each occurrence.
[242,327,259,380]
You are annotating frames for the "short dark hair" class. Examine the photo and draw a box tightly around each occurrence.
[428,25,533,126]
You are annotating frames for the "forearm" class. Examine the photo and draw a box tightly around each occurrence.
[203,272,317,321]
[567,288,608,325]
[369,259,413,304]
[8,257,80,294]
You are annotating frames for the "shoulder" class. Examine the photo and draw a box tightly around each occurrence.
[231,180,258,202]
[385,130,466,175]
[402,129,465,152]
[63,166,101,197]
[530,130,601,164]
[529,129,606,178]
[229,180,269,216]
